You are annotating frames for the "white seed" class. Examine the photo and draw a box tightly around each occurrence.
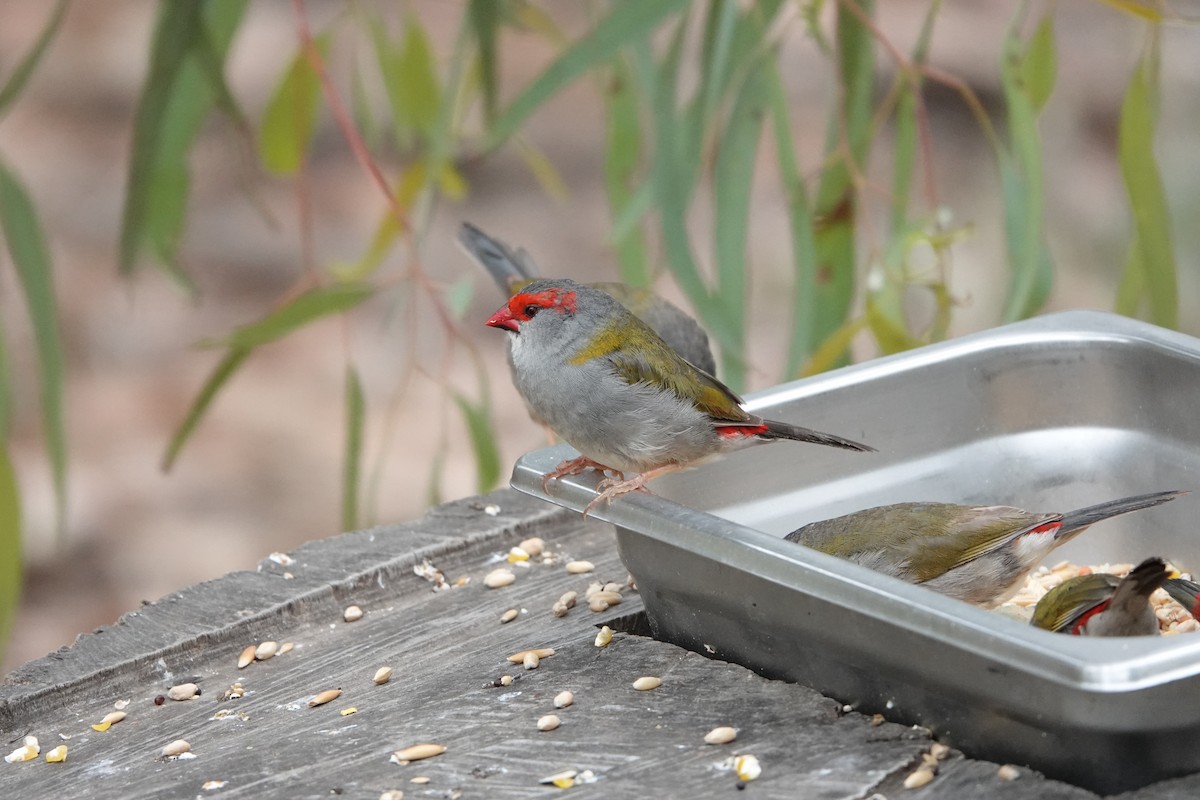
[499,675,514,686]
[5,744,38,763]
[410,776,431,784]
[904,766,936,789]
[565,560,595,574]
[161,739,191,758]
[553,691,574,709]
[507,648,555,663]
[539,769,578,786]
[201,781,228,791]
[500,608,519,624]
[930,742,950,760]
[237,644,256,669]
[523,652,540,670]
[113,699,131,710]
[551,602,569,618]
[591,590,622,606]
[373,667,393,685]
[391,743,446,763]
[594,626,613,647]
[997,764,1020,781]
[559,590,577,608]
[585,582,604,598]
[278,642,294,655]
[44,745,68,763]
[308,688,342,707]
[588,597,610,613]
[379,791,405,800]
[99,710,127,725]
[507,546,530,563]
[537,714,561,731]
[632,676,661,691]
[519,537,545,557]
[340,707,358,716]
[734,754,761,781]
[484,568,516,588]
[704,726,737,744]
[255,641,278,660]
[344,605,364,622]
[603,582,622,594]
[168,683,199,701]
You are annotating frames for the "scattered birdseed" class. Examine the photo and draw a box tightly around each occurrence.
[278,642,294,655]
[161,739,191,758]
[44,745,68,764]
[704,726,737,745]
[340,707,358,717]
[267,552,295,566]
[537,714,561,731]
[588,597,610,613]
[410,776,431,784]
[220,683,245,702]
[904,765,936,789]
[553,691,574,709]
[390,744,446,764]
[591,590,622,607]
[374,667,393,686]
[414,559,448,590]
[519,537,545,558]
[870,713,885,727]
[734,754,761,782]
[154,695,166,706]
[5,736,39,763]
[507,648,555,663]
[113,699,131,710]
[485,569,516,589]
[523,652,541,670]
[594,626,613,648]
[552,602,569,618]
[997,764,1020,781]
[559,591,577,608]
[92,711,127,731]
[344,605,364,622]
[930,743,950,760]
[308,689,342,707]
[507,546,530,564]
[201,781,228,791]
[500,609,519,624]
[168,683,200,701]
[499,675,514,686]
[632,676,661,691]
[539,769,578,787]
[565,560,595,575]
[237,645,257,669]
[484,504,501,516]
[255,641,278,661]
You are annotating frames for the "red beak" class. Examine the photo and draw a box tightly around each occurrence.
[485,305,519,332]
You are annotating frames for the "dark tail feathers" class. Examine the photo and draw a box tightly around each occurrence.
[458,222,537,294]
[1057,489,1186,539]
[762,419,875,453]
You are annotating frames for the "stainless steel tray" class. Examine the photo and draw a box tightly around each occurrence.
[510,310,1200,793]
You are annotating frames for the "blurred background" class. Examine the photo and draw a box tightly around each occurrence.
[1,0,1197,673]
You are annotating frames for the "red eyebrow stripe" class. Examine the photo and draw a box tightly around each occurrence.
[509,288,577,317]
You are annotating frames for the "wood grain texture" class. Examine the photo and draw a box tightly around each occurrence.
[0,489,1189,798]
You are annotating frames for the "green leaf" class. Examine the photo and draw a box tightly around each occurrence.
[468,0,500,122]
[165,284,374,471]
[259,35,330,174]
[603,58,650,288]
[0,447,21,663]
[711,59,770,391]
[1118,37,1176,327]
[161,347,250,472]
[453,392,501,493]
[395,15,442,140]
[1022,13,1057,113]
[119,0,247,289]
[341,366,365,532]
[215,284,375,350]
[0,161,67,540]
[485,0,690,150]
[0,0,68,117]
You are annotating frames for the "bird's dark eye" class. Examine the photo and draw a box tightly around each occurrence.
[523,304,540,318]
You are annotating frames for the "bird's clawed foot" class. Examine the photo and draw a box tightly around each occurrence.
[583,474,652,517]
[541,456,623,493]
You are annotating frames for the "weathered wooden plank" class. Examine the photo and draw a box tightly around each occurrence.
[1,489,1194,798]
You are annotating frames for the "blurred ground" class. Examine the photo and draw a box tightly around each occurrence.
[1,1,1198,673]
